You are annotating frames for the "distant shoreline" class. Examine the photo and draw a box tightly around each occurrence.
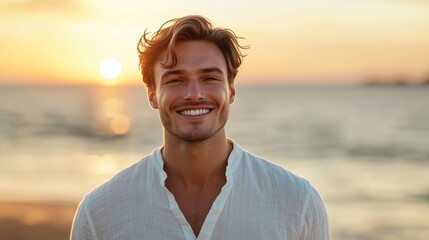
[363,78,429,87]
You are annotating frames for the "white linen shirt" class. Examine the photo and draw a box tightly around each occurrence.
[71,142,330,240]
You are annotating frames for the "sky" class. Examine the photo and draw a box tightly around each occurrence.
[1,0,429,86]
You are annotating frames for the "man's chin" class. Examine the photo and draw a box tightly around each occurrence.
[167,127,224,143]
[174,132,212,143]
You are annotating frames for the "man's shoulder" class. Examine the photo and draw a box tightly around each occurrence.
[238,149,312,192]
[82,153,155,207]
[72,151,164,236]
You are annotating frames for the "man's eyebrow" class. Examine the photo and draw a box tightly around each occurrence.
[161,69,184,80]
[161,67,224,80]
[200,67,224,74]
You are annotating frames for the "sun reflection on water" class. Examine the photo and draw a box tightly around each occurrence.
[102,98,123,117]
[110,114,130,135]
[85,154,119,175]
[90,97,131,137]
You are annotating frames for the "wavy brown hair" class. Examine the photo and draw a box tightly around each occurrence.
[137,15,248,90]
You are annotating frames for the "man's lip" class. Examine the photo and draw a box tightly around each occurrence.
[172,101,216,111]
[174,105,215,112]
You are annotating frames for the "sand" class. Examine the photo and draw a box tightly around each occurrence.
[0,201,78,240]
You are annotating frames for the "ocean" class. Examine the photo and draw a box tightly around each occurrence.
[1,85,428,239]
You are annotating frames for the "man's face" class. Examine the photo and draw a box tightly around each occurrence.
[149,40,235,142]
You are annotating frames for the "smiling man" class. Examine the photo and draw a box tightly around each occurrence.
[71,15,330,240]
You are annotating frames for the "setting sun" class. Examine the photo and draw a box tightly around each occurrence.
[99,58,122,80]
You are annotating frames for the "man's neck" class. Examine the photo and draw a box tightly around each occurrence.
[161,130,232,190]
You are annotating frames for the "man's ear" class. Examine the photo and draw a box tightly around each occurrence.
[229,83,236,104]
[147,87,158,109]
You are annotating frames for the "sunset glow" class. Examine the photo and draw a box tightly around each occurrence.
[1,0,429,85]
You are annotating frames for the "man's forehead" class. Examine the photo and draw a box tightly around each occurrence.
[167,41,224,63]
[154,41,227,80]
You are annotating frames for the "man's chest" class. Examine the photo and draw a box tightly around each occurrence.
[174,190,220,236]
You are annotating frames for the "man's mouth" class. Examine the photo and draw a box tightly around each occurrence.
[179,109,211,116]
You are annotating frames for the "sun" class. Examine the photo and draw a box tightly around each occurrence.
[99,58,122,79]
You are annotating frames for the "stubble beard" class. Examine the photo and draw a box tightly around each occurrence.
[160,107,230,143]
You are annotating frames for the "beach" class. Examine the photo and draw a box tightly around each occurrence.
[0,201,77,240]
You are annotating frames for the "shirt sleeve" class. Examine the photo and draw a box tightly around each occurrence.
[70,199,98,240]
[300,187,331,240]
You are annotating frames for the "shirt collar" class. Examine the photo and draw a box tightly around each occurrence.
[151,140,243,186]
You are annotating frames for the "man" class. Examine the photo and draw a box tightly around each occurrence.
[71,15,330,240]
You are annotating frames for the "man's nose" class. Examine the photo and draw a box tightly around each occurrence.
[183,80,205,101]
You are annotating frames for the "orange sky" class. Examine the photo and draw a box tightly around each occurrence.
[1,0,429,86]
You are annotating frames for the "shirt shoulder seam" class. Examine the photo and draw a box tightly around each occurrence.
[298,183,313,238]
[82,199,98,240]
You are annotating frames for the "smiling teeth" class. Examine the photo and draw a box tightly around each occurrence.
[180,109,210,116]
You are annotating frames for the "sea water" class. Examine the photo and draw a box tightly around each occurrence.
[1,85,428,239]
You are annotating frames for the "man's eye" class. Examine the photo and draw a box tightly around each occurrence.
[204,77,219,81]
[165,79,182,84]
